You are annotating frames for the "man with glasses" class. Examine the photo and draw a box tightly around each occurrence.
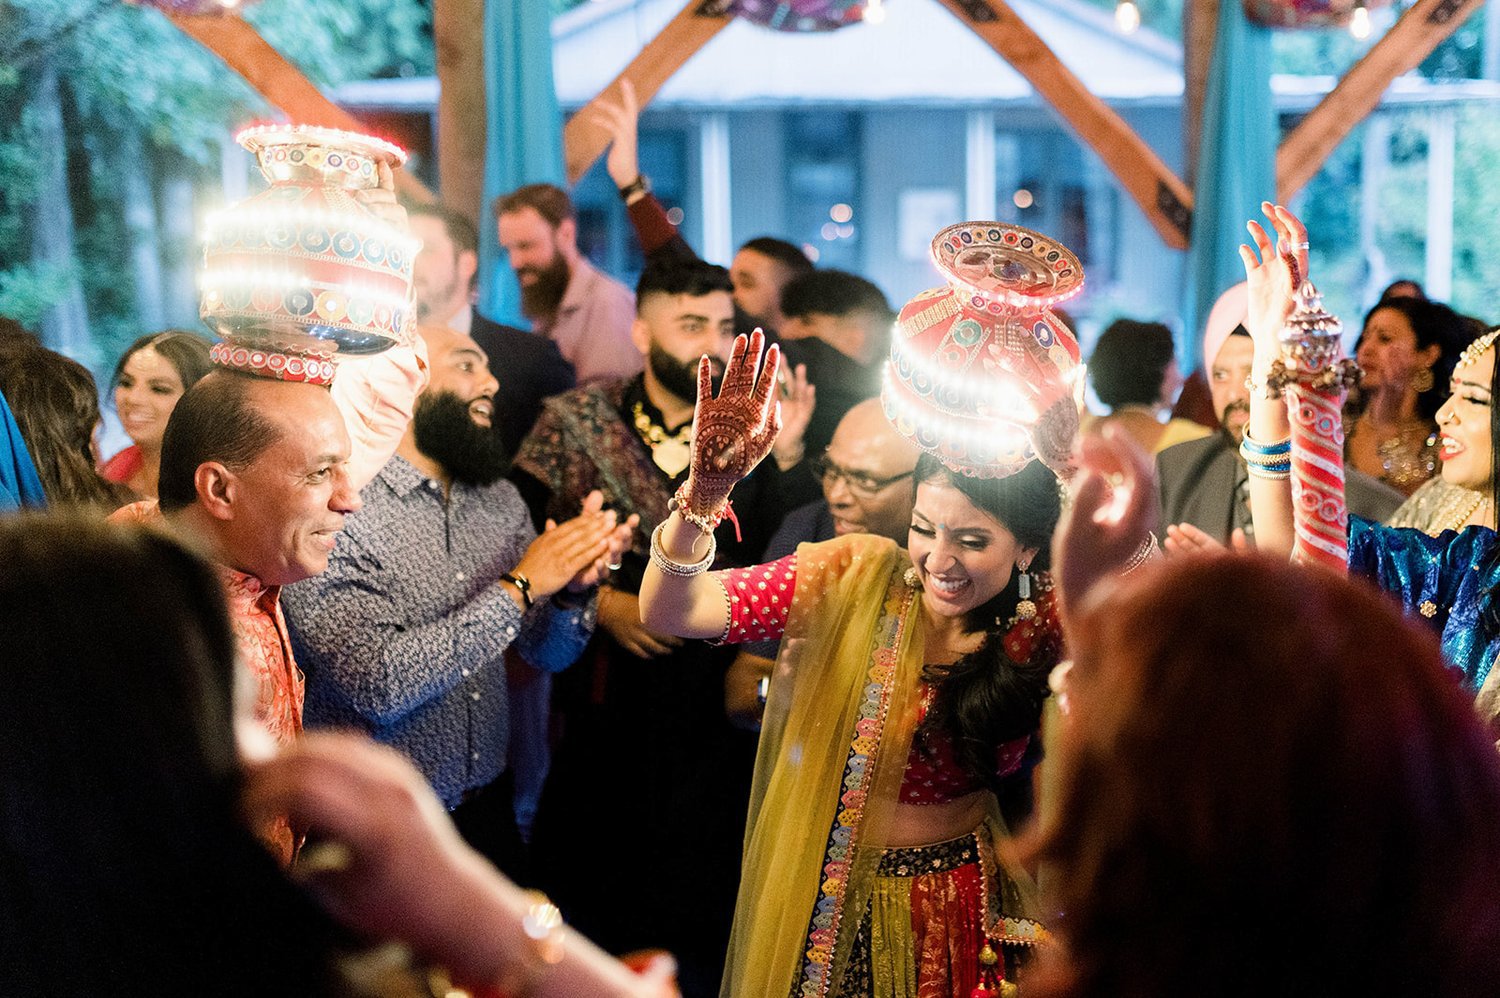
[726,398,919,726]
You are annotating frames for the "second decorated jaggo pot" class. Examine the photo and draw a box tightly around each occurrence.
[883,221,1085,479]
[199,124,418,385]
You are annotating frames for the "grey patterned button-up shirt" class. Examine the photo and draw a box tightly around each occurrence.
[283,455,595,807]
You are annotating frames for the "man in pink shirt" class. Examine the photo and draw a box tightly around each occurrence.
[495,183,641,383]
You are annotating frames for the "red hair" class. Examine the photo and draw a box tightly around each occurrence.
[1027,555,1500,998]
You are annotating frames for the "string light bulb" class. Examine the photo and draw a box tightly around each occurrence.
[1114,0,1140,34]
[863,0,886,25]
[1349,2,1371,39]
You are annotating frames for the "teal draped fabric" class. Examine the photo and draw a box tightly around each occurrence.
[1183,1,1275,369]
[0,388,46,512]
[477,2,566,325]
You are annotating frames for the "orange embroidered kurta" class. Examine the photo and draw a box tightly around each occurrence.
[109,501,305,862]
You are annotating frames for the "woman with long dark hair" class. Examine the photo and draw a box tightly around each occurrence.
[102,330,213,498]
[639,333,1068,997]
[1346,296,1470,495]
[0,346,125,509]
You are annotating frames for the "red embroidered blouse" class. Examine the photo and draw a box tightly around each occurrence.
[715,555,1032,803]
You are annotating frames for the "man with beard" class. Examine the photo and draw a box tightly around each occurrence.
[409,202,575,456]
[495,184,640,383]
[281,325,634,877]
[1159,284,1401,546]
[509,258,818,998]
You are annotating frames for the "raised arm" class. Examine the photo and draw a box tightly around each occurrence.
[1237,202,1307,559]
[639,331,783,639]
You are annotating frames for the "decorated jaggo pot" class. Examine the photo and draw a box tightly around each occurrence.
[1241,0,1391,29]
[882,222,1084,480]
[199,124,418,385]
[712,0,869,31]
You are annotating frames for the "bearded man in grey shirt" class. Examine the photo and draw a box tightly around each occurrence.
[284,325,634,877]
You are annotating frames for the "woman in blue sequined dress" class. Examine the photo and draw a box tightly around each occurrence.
[1237,203,1500,716]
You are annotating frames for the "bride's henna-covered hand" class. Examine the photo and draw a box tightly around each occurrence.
[681,330,782,521]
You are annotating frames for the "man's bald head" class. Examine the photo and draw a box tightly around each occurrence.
[820,399,920,541]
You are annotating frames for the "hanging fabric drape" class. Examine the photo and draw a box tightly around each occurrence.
[1183,1,1275,370]
[477,1,566,325]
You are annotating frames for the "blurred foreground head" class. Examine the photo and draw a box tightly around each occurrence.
[1032,555,1500,998]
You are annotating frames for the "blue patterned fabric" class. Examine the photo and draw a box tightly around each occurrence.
[0,389,45,512]
[1348,515,1500,692]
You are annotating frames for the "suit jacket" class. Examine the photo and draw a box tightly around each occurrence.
[470,312,577,458]
[1157,432,1405,544]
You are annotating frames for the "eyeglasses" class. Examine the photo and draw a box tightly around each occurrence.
[809,454,914,499]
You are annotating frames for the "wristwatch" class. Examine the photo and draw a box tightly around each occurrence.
[618,173,651,202]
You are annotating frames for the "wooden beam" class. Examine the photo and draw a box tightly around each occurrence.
[936,0,1192,249]
[1276,0,1485,201]
[562,0,735,185]
[166,12,436,204]
[433,0,487,219]
[1182,0,1219,186]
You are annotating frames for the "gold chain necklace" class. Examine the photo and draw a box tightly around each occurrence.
[632,401,693,477]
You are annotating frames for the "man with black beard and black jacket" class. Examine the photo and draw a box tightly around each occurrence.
[282,325,633,878]
[509,258,819,998]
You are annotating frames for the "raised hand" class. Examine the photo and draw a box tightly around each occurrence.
[564,492,640,593]
[590,78,643,192]
[681,330,782,523]
[1051,427,1158,618]
[770,362,816,470]
[513,494,619,601]
[1238,201,1310,356]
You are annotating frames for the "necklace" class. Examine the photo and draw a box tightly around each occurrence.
[1438,491,1492,534]
[632,401,693,477]
[1360,415,1437,492]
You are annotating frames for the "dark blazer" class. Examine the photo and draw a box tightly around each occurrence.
[1158,432,1405,544]
[470,311,577,458]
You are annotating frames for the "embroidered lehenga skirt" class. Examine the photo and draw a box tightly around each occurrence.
[836,831,1041,998]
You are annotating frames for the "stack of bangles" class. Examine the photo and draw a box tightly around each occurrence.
[1240,430,1292,480]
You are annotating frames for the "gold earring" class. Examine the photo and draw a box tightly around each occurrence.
[1412,366,1435,393]
[1015,564,1037,621]
[904,567,921,589]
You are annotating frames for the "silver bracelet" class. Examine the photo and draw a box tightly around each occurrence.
[650,520,716,578]
[1121,532,1160,576]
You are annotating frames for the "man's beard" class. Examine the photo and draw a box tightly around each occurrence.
[412,390,509,486]
[1221,399,1250,446]
[517,252,571,320]
[649,342,723,407]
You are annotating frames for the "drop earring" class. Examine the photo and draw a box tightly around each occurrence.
[1015,561,1037,621]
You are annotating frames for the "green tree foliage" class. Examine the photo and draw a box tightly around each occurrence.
[0,0,432,363]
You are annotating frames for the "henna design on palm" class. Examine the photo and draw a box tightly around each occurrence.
[683,330,783,517]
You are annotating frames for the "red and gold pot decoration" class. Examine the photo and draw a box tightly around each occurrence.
[883,222,1084,480]
[721,0,871,31]
[199,124,417,385]
[1242,0,1392,29]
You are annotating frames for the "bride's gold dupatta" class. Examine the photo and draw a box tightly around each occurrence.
[721,535,927,998]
